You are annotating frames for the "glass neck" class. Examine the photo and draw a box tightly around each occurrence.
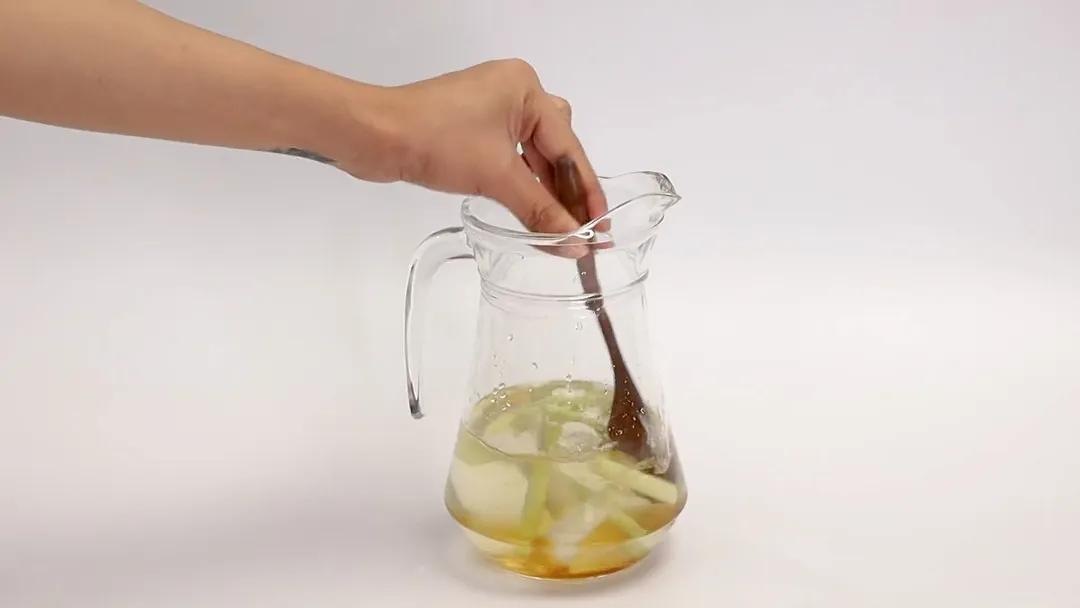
[471,238,656,301]
[480,277,647,314]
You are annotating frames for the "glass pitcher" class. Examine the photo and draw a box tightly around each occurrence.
[403,171,687,580]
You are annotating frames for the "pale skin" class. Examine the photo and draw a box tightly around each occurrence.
[0,0,608,242]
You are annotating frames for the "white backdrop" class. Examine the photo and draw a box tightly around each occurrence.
[1,1,1078,606]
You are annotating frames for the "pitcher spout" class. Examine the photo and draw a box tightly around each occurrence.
[568,171,681,247]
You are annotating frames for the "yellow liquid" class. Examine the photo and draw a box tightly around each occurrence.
[444,380,687,580]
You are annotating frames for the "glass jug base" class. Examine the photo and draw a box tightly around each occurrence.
[455,522,674,581]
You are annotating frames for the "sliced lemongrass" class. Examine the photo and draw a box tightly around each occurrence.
[519,458,552,538]
[556,462,610,495]
[483,408,518,436]
[508,406,544,434]
[453,428,499,466]
[591,485,656,560]
[592,455,680,505]
[604,508,651,560]
[552,462,653,514]
[519,414,561,539]
[547,500,610,564]
[605,507,647,537]
[545,467,585,518]
[543,407,604,430]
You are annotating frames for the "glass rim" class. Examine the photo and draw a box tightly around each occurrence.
[459,170,680,247]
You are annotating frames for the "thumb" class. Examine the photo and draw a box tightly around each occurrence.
[486,158,589,257]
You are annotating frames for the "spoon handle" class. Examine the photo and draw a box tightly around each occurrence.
[553,158,650,462]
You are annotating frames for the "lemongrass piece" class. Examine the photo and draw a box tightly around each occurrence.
[604,501,647,534]
[596,487,648,539]
[545,467,585,519]
[592,455,679,505]
[484,409,518,436]
[543,407,604,432]
[519,458,552,538]
[547,500,610,564]
[603,507,646,538]
[453,428,499,466]
[591,485,653,560]
[519,414,560,539]
[482,429,540,457]
[557,462,611,495]
[509,406,544,435]
[553,463,653,512]
[604,508,650,558]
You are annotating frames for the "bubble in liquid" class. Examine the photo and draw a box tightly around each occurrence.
[506,334,514,342]
[531,361,538,370]
[575,321,583,331]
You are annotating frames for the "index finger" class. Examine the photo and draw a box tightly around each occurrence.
[527,95,608,225]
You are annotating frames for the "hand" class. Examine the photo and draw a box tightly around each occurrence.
[0,2,603,237]
[338,59,608,236]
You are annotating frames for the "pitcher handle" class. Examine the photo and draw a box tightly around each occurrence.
[404,226,474,419]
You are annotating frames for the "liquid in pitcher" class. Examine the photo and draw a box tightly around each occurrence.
[444,380,687,579]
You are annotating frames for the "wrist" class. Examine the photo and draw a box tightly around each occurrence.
[297,76,414,182]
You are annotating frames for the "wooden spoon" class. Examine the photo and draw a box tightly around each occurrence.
[553,158,652,464]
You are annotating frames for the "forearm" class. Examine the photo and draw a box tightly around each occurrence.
[0,0,390,165]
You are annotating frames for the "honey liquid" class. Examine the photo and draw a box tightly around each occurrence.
[443,380,686,580]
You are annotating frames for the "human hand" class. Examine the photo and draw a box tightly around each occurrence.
[335,59,608,237]
[0,0,602,238]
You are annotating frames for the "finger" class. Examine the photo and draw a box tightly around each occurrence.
[527,94,609,227]
[549,94,572,122]
[484,157,589,258]
[522,152,611,253]
[521,142,556,198]
[525,145,612,238]
[538,95,611,233]
[550,157,612,254]
[521,95,569,199]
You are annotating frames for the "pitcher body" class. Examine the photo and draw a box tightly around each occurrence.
[404,171,686,579]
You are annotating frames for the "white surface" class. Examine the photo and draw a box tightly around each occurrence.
[2,1,1079,606]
